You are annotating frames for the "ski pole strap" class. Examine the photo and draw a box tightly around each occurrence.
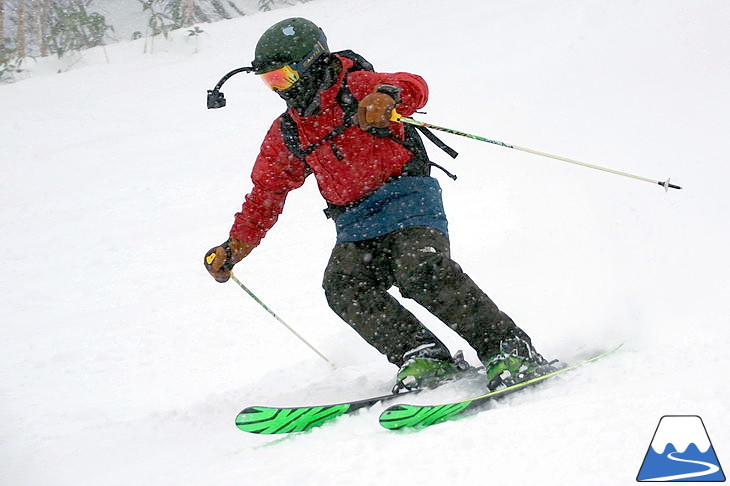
[390,110,458,159]
[429,160,457,180]
[413,125,459,159]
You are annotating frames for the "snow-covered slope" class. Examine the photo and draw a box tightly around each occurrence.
[1,1,728,485]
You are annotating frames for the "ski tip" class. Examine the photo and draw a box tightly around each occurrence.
[235,403,354,434]
[379,401,474,431]
[378,404,426,431]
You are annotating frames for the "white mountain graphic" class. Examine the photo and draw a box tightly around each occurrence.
[650,415,711,454]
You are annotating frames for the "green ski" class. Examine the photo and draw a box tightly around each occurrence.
[235,391,410,434]
[236,360,485,434]
[379,343,623,430]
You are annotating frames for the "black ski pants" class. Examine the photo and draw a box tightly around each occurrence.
[322,226,531,366]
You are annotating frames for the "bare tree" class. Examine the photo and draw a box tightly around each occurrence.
[41,0,49,56]
[183,0,194,27]
[16,0,26,57]
[1,0,5,53]
[227,0,244,17]
[209,0,229,19]
[258,0,275,12]
[31,0,48,56]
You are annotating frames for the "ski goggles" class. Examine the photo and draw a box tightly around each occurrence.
[258,39,328,92]
[259,65,301,92]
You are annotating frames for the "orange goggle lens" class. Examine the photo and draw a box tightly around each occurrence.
[259,65,300,91]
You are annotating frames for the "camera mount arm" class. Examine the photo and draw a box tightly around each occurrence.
[207,66,255,109]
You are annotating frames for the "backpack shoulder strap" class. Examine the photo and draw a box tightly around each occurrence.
[332,50,374,72]
[278,111,314,177]
[279,111,305,160]
[279,51,373,162]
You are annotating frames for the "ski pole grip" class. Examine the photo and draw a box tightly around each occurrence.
[205,246,234,270]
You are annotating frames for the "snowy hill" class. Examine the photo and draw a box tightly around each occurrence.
[1,0,729,485]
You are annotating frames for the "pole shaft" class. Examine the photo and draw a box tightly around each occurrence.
[512,143,659,185]
[230,273,333,366]
[397,116,680,190]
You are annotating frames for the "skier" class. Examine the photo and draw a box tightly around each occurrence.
[204,17,555,392]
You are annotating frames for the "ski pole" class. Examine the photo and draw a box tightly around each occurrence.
[207,250,334,366]
[391,113,682,191]
[228,272,334,367]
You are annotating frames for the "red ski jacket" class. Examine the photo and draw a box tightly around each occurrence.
[230,55,429,246]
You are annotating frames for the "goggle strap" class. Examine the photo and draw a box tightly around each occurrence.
[292,33,328,74]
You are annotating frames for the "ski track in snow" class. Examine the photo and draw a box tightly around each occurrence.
[1,0,729,485]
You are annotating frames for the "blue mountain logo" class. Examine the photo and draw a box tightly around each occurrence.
[637,415,725,482]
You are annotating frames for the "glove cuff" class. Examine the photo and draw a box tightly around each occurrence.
[376,84,402,104]
[219,240,234,269]
[222,238,255,268]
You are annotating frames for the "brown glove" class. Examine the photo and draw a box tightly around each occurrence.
[204,238,255,283]
[356,91,397,130]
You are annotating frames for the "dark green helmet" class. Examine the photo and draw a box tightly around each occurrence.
[252,18,329,75]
